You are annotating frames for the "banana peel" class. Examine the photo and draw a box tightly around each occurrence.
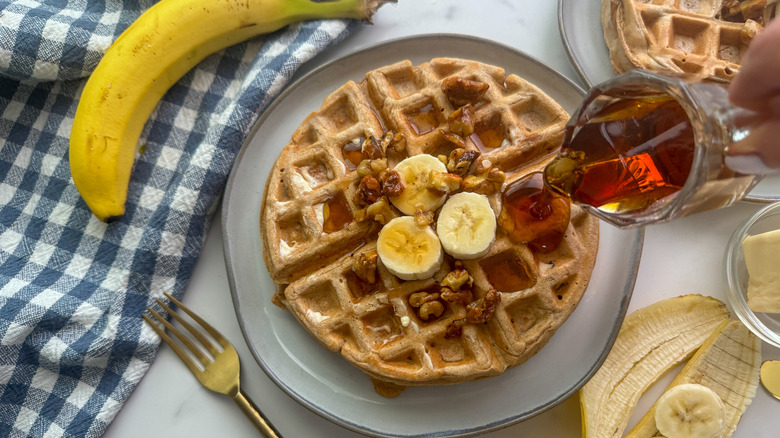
[69,0,394,222]
[626,319,761,438]
[580,294,731,438]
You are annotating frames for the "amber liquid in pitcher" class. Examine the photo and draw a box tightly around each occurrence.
[544,94,696,214]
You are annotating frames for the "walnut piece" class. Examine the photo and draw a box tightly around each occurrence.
[466,289,501,324]
[355,196,399,225]
[413,209,434,227]
[441,265,473,291]
[419,301,445,320]
[354,174,382,206]
[428,170,462,194]
[441,77,489,106]
[388,131,407,153]
[742,19,763,43]
[356,157,388,179]
[741,0,769,21]
[409,290,445,321]
[462,159,506,194]
[381,170,404,197]
[363,135,386,160]
[440,287,473,306]
[445,319,466,339]
[447,104,476,137]
[444,148,481,177]
[353,250,378,284]
[439,129,466,148]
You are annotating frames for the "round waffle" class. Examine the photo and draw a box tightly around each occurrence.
[260,58,600,390]
[602,0,778,82]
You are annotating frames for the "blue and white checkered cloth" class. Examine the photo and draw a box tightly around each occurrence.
[0,1,358,436]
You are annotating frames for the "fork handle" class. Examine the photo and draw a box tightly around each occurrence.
[232,390,283,437]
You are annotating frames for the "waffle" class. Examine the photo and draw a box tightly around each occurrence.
[602,0,779,82]
[260,58,600,390]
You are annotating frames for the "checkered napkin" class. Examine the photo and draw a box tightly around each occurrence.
[0,1,358,436]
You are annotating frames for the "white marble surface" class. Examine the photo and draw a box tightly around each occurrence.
[103,1,780,437]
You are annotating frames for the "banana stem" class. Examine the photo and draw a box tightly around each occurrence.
[287,0,395,23]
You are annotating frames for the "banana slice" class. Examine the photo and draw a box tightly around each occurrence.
[436,192,496,259]
[389,154,451,215]
[377,216,443,280]
[654,383,725,438]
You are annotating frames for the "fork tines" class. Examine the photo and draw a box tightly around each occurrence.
[143,293,225,373]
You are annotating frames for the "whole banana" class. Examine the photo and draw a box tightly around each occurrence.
[70,0,393,222]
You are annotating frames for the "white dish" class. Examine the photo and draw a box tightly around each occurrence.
[222,34,642,437]
[725,201,780,348]
[557,0,780,202]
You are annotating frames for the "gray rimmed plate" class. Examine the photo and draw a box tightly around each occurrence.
[557,0,780,202]
[221,34,642,438]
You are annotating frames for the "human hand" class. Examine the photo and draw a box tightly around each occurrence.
[725,18,780,174]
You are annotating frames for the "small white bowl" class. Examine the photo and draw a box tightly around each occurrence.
[725,201,780,348]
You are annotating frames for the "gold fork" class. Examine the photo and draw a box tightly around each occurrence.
[143,293,282,437]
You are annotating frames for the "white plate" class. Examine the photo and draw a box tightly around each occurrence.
[557,0,780,202]
[222,34,642,438]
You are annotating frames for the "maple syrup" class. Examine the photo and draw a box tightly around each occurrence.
[341,138,365,170]
[322,192,353,233]
[479,251,536,292]
[406,103,440,135]
[544,94,695,214]
[470,116,506,152]
[498,172,571,253]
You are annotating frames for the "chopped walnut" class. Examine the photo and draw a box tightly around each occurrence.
[441,265,473,291]
[439,128,466,148]
[380,170,404,197]
[465,289,501,324]
[428,170,462,194]
[355,196,399,225]
[409,290,440,307]
[721,0,776,24]
[742,19,762,43]
[354,174,382,206]
[413,209,435,227]
[356,158,388,179]
[462,159,506,194]
[721,0,743,20]
[445,148,481,177]
[441,77,489,106]
[409,290,445,321]
[440,263,474,305]
[353,250,378,284]
[419,301,444,320]
[447,104,476,137]
[361,131,405,160]
[388,131,407,153]
[440,287,473,306]
[363,135,386,160]
[741,0,769,21]
[445,318,466,339]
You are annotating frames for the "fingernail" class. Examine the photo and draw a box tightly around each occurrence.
[724,153,776,175]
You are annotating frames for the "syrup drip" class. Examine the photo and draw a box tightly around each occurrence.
[340,138,365,170]
[322,192,353,233]
[498,172,571,253]
[470,117,506,152]
[479,252,536,292]
[407,104,440,135]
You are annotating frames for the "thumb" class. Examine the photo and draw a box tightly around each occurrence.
[725,117,780,174]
